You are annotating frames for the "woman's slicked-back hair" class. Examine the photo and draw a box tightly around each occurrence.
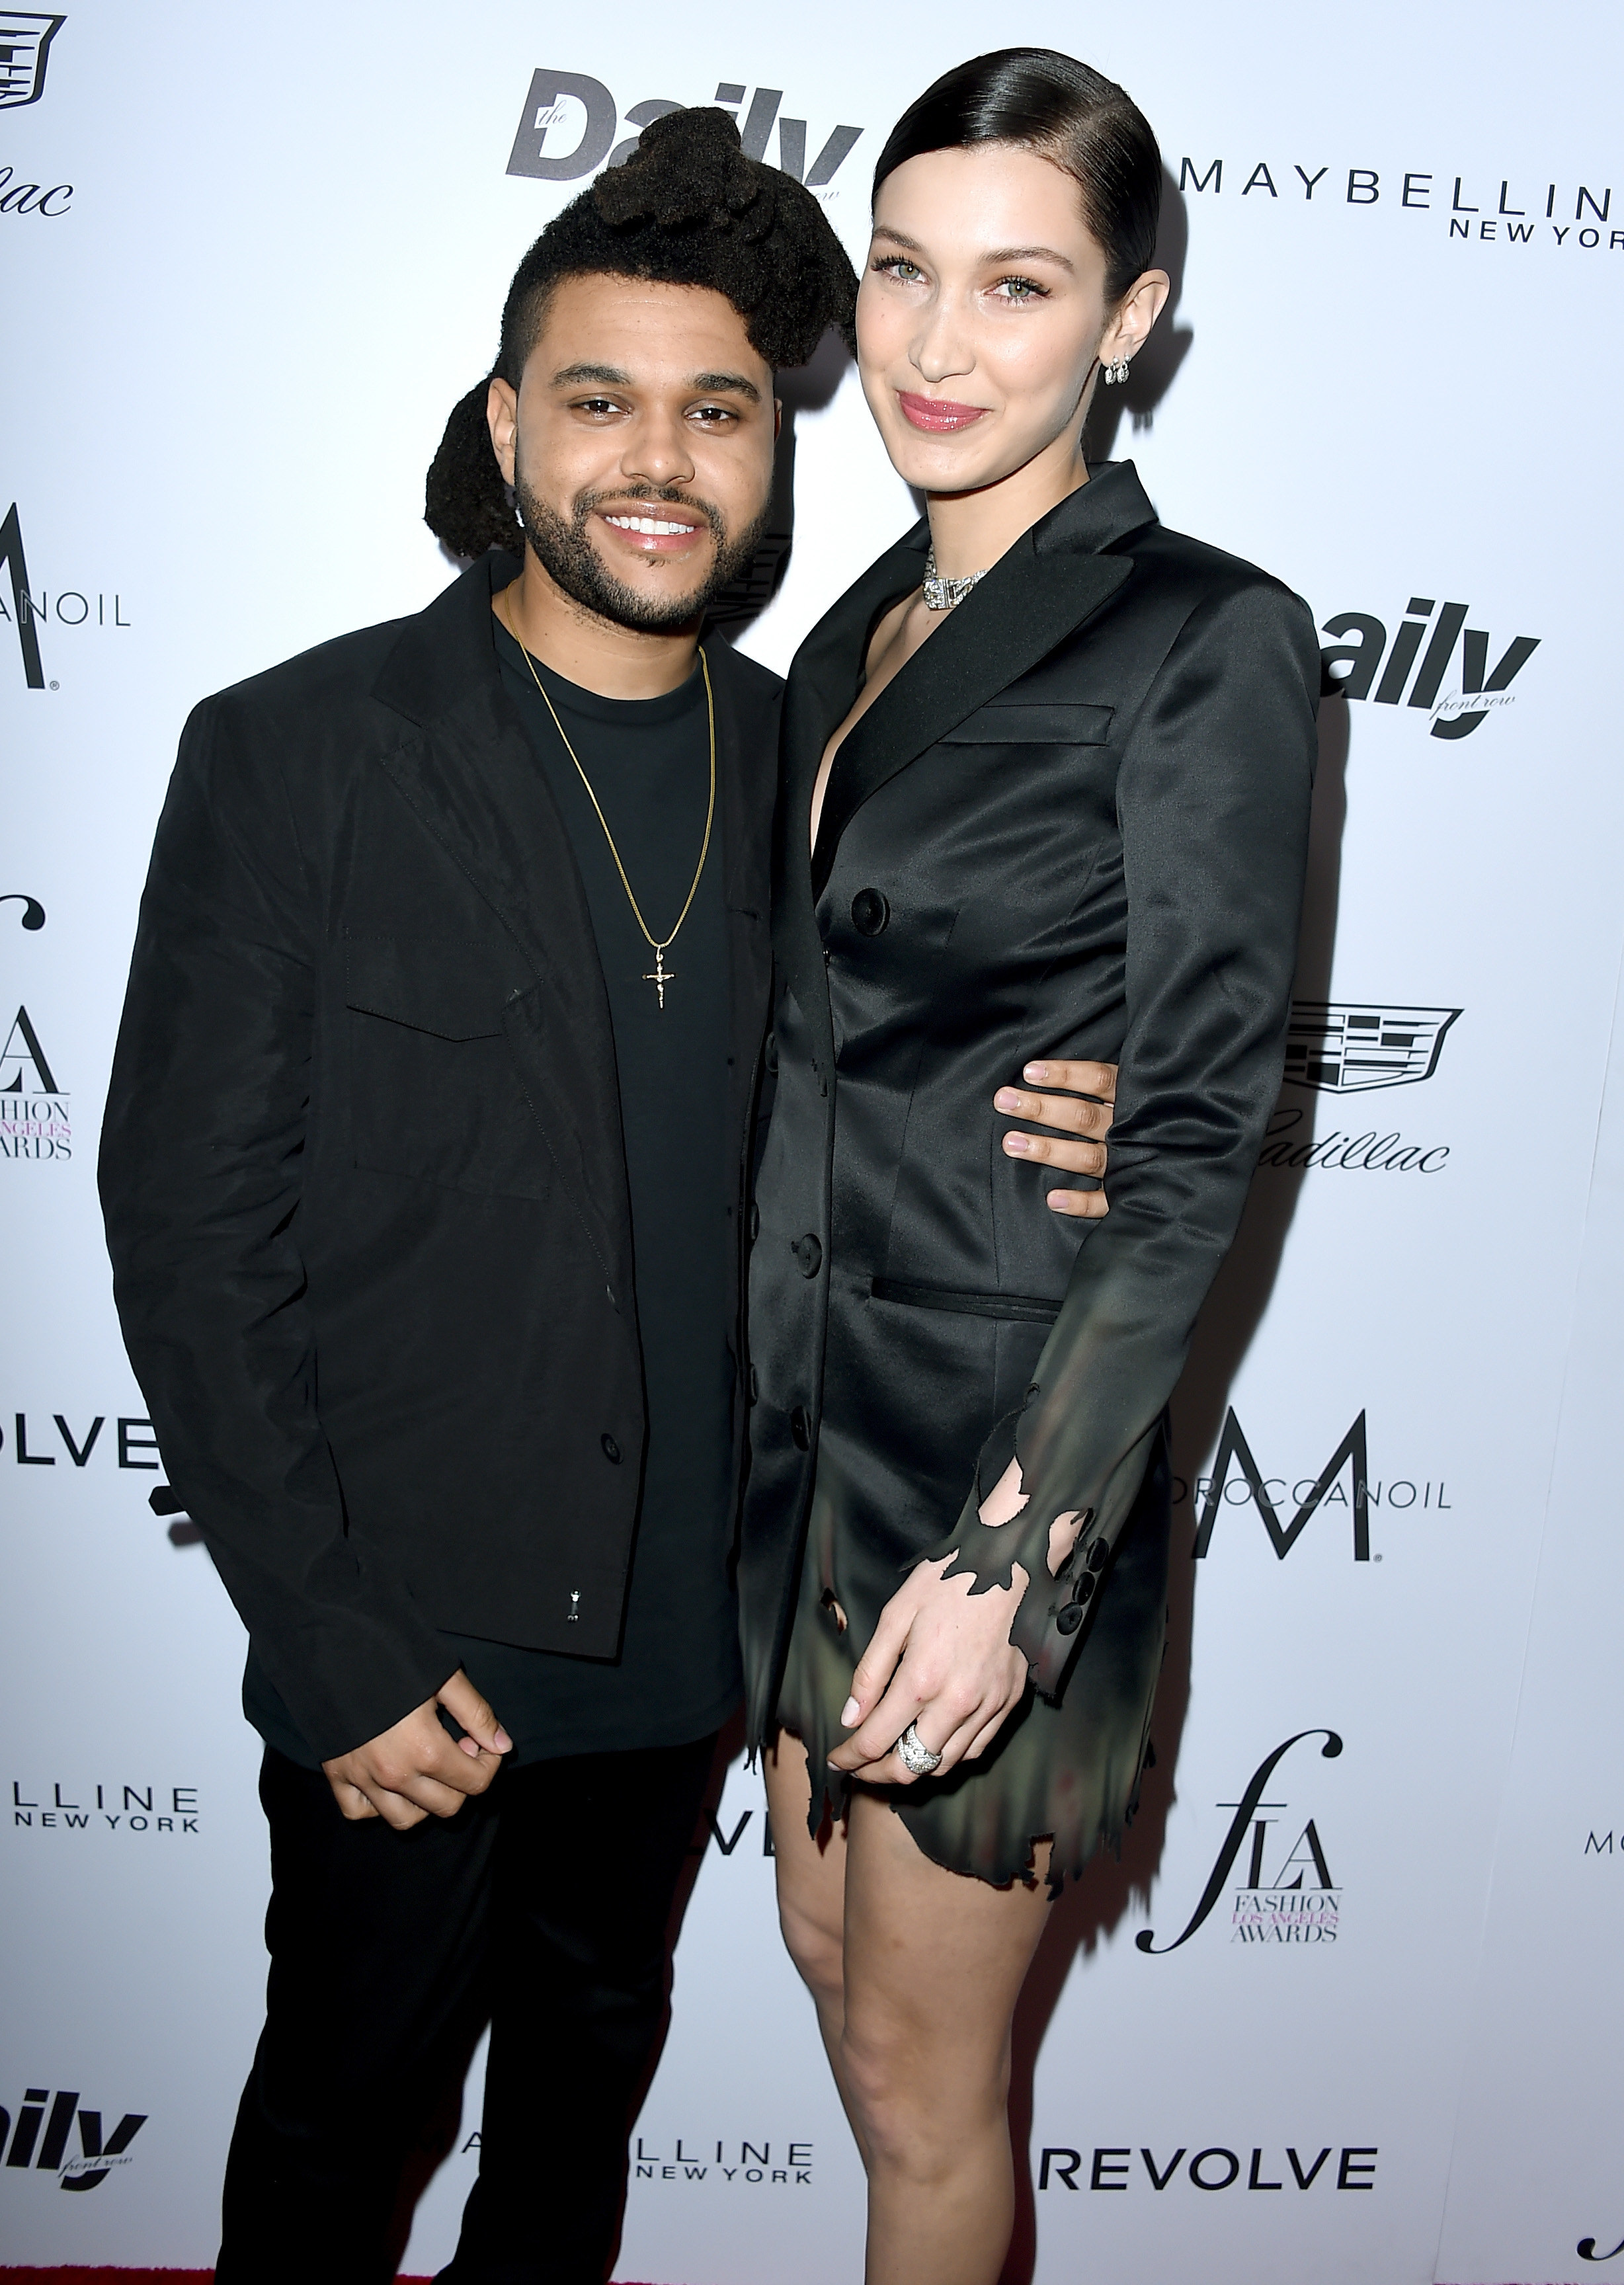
[426,106,858,559]
[871,49,1162,305]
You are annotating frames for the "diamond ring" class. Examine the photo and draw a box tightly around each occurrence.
[896,1722,944,1777]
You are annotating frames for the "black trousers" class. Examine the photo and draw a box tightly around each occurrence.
[216,1734,717,2285]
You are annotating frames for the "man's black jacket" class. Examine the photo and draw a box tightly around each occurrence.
[99,554,780,1760]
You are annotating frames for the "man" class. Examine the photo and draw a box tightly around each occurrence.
[100,108,1113,2282]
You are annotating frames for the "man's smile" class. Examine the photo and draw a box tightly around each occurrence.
[596,501,707,556]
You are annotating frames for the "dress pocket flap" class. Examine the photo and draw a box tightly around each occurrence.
[940,700,1114,746]
[344,932,512,1041]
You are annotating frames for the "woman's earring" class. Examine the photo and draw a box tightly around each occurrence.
[1103,356,1131,386]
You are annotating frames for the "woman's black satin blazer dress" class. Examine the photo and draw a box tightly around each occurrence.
[740,463,1320,1886]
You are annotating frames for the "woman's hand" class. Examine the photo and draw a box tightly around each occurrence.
[825,1555,1031,1785]
[993,1057,1116,1218]
[829,1451,1039,1786]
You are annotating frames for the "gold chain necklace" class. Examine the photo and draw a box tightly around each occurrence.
[501,603,716,1010]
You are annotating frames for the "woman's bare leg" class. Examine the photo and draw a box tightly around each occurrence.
[768,1734,1053,2284]
[840,1788,1051,2285]
[763,1732,870,2161]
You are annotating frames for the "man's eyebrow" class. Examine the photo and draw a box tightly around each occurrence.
[691,370,761,402]
[551,362,631,387]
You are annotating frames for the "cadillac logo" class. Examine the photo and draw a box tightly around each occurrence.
[0,12,63,108]
[1284,1003,1460,1094]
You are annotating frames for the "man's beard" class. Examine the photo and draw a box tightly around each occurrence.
[513,458,770,634]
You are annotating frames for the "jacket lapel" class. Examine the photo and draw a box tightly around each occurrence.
[810,535,1131,896]
[374,559,633,1301]
[773,530,928,1051]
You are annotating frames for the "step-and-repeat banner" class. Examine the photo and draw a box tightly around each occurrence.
[4,4,1621,2278]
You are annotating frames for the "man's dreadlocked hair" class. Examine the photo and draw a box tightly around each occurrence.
[425,106,858,560]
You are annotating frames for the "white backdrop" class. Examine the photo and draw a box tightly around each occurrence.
[4,4,1623,2279]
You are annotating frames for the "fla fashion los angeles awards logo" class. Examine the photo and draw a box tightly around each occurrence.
[1,2082,146,2190]
[1137,1730,1345,1953]
[1320,595,1538,738]
[506,71,862,192]
[1,892,70,1163]
[1,13,73,218]
[1259,1000,1461,1178]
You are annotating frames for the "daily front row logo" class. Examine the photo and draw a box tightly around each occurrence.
[1,2084,145,2190]
[507,70,862,191]
[1320,595,1538,737]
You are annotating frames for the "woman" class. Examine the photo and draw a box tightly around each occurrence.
[739,48,1320,2285]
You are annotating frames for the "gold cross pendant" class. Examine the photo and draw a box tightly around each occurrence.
[643,945,675,1010]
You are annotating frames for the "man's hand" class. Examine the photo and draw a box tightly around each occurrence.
[993,1058,1117,1219]
[322,1669,512,1830]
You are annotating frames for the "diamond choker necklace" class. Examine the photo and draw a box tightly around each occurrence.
[922,546,989,612]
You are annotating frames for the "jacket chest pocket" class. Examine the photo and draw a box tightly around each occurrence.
[343,931,549,1199]
[940,700,1115,746]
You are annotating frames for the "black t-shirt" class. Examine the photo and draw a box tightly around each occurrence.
[243,614,740,1765]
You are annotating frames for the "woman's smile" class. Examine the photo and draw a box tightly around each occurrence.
[897,390,991,432]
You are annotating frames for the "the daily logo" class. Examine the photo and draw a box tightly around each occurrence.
[1137,1730,1344,1954]
[0,11,61,109]
[0,2083,145,2190]
[1283,1003,1459,1094]
[1320,596,1537,737]
[507,71,862,190]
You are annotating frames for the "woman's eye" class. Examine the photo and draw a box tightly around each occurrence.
[991,276,1045,302]
[874,257,925,284]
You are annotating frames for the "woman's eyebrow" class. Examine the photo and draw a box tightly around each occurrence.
[981,244,1076,271]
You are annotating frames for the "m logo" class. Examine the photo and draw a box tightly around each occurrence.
[507,71,862,189]
[1,2085,146,2189]
[1193,1411,1370,1561]
[1283,1002,1460,1093]
[1,1004,58,1092]
[1320,596,1538,737]
[0,12,62,109]
[1138,1730,1344,1954]
[1,503,44,686]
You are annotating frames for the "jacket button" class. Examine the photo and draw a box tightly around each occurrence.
[1075,1571,1097,1603]
[764,1031,779,1074]
[792,1232,823,1277]
[1086,1537,1109,1573]
[790,1405,812,1451]
[1056,1603,1084,1635]
[749,1201,760,1242]
[749,1366,760,1404]
[600,1433,622,1464]
[851,887,889,936]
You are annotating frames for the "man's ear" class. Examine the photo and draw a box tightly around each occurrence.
[487,378,519,486]
[774,397,783,440]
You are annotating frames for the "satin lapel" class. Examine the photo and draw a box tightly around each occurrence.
[810,541,1133,896]
[379,682,634,1303]
[774,531,927,1050]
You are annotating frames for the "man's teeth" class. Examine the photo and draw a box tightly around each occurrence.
[604,513,696,536]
